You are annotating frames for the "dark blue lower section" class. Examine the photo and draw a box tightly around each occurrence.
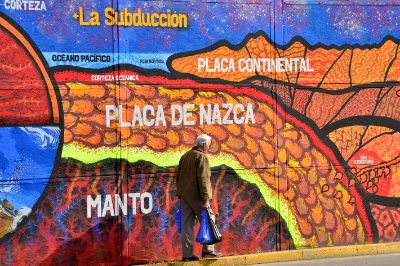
[0,127,59,210]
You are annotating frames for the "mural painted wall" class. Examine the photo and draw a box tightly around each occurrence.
[0,0,399,265]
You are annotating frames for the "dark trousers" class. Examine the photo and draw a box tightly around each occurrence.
[181,199,215,258]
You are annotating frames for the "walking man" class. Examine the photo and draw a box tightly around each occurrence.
[176,134,222,261]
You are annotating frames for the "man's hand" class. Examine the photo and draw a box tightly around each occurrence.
[202,201,210,208]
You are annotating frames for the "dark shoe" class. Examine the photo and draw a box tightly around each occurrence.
[202,251,222,258]
[182,255,200,262]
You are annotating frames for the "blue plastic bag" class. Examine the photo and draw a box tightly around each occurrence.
[175,204,181,233]
[195,208,214,244]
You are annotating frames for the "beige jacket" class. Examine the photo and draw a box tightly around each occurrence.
[176,147,212,203]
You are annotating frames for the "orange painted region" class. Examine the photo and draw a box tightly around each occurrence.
[282,42,306,83]
[297,48,342,87]
[363,126,394,145]
[246,36,278,59]
[171,46,252,82]
[246,36,284,82]
[332,89,380,124]
[348,133,400,197]
[328,126,366,161]
[307,92,353,129]
[350,149,392,197]
[320,49,352,89]
[328,126,396,163]
[390,165,400,197]
[169,35,400,91]
[360,133,400,162]
[351,41,398,85]
[68,83,106,98]
[386,45,400,81]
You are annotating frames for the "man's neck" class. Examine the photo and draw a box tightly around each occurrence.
[194,146,205,153]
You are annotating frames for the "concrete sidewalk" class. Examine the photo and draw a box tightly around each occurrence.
[248,253,400,266]
[144,242,400,266]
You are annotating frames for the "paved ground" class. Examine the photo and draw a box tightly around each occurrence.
[249,253,400,266]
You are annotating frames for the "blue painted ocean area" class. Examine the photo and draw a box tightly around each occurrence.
[44,53,172,71]
[0,127,59,211]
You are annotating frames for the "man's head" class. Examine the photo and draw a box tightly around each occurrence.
[196,134,212,153]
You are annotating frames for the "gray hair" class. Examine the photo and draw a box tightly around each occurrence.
[196,134,212,146]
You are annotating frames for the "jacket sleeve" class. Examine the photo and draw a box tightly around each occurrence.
[196,155,211,203]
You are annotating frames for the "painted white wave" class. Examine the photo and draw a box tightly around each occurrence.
[0,181,17,193]
[10,206,31,232]
[19,127,60,149]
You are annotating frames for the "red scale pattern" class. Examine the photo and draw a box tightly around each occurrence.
[0,28,50,125]
[370,203,400,243]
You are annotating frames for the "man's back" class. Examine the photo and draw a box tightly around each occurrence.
[176,147,212,203]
